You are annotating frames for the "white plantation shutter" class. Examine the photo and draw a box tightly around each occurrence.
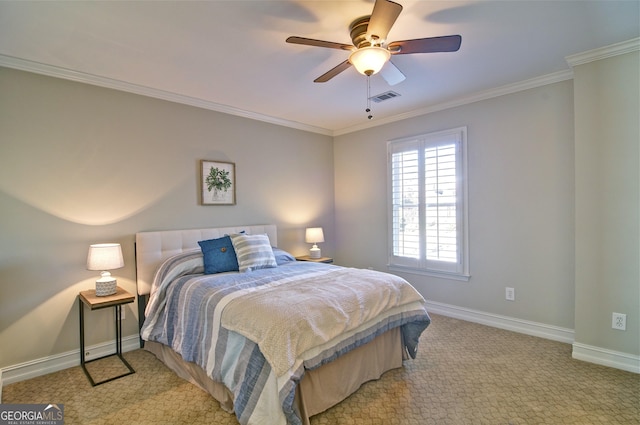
[425,143,457,262]
[391,148,420,259]
[388,127,469,279]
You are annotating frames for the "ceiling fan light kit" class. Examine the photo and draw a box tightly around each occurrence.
[349,46,391,76]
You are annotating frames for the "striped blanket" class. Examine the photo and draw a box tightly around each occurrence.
[141,250,430,425]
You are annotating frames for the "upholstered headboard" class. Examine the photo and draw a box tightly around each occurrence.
[135,224,277,296]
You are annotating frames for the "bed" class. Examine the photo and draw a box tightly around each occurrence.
[135,224,430,425]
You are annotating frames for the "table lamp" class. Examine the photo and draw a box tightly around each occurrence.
[305,227,324,259]
[87,243,124,296]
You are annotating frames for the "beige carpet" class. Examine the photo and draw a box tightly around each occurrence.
[3,314,639,424]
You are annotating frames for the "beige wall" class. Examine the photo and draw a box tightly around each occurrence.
[1,47,638,375]
[573,50,639,355]
[334,81,576,329]
[0,67,334,369]
[334,49,640,361]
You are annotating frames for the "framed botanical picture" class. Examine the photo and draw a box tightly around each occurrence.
[200,160,236,205]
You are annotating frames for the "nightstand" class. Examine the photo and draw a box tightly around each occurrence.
[295,255,334,264]
[78,286,135,386]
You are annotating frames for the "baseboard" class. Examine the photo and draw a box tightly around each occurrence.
[426,300,639,374]
[1,335,140,386]
[572,343,640,374]
[3,306,637,386]
[425,300,575,344]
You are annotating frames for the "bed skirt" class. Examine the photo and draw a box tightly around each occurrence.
[144,327,403,424]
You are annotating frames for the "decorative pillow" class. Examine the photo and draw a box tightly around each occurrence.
[272,247,296,265]
[230,233,277,272]
[198,236,239,274]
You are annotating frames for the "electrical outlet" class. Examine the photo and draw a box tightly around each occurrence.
[505,287,515,301]
[612,313,626,331]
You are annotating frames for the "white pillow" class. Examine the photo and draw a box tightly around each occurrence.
[230,233,277,272]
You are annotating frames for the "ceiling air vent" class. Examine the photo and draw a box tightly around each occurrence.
[369,91,401,103]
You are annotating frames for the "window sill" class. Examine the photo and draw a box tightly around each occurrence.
[388,265,471,282]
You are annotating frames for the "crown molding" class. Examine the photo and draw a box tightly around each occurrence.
[0,53,573,138]
[333,69,574,136]
[6,37,634,139]
[337,36,640,136]
[566,37,640,67]
[0,54,333,136]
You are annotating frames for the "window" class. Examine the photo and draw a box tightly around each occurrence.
[387,127,469,280]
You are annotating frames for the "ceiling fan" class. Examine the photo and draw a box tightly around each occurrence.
[286,0,461,86]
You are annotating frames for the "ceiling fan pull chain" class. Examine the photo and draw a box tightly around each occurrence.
[366,75,373,120]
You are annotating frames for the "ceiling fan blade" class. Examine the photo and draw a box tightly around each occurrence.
[286,36,353,51]
[314,60,352,83]
[388,35,462,55]
[366,0,403,43]
[379,60,406,86]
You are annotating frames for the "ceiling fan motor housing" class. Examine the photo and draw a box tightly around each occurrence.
[350,16,375,48]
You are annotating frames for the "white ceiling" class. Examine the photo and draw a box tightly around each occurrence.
[0,1,638,135]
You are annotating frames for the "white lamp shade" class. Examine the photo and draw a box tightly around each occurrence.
[87,243,123,296]
[305,227,325,244]
[349,46,391,76]
[305,227,324,259]
[87,243,124,271]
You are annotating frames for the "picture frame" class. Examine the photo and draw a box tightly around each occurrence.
[200,160,236,205]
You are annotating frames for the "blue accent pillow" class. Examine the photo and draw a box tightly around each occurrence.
[272,247,296,265]
[198,236,239,274]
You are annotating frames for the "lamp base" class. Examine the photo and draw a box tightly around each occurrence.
[95,278,117,297]
[309,245,321,259]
